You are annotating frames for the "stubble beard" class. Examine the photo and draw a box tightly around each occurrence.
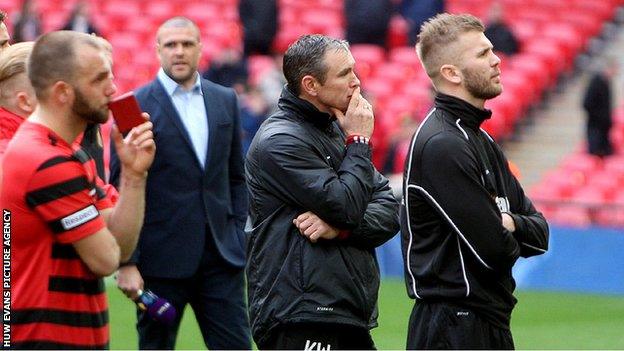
[462,67,503,100]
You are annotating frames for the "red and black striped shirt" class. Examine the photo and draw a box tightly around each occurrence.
[1,121,117,349]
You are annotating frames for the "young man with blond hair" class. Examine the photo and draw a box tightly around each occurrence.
[0,42,36,157]
[401,13,549,349]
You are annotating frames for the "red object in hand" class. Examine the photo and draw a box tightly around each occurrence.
[109,91,146,134]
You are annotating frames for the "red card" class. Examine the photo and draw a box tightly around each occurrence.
[109,91,146,134]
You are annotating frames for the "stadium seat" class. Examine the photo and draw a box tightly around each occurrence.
[549,206,592,227]
[560,153,602,175]
[350,44,385,69]
[103,0,141,18]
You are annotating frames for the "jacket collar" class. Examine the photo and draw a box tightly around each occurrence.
[277,85,335,130]
[434,93,492,130]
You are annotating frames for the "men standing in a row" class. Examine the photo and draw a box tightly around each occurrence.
[111,17,251,349]
[401,13,548,349]
[1,30,155,349]
[246,34,400,350]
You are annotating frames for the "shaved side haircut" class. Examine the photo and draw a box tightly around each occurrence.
[27,31,102,100]
[416,13,485,79]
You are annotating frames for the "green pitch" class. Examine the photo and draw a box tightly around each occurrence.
[108,279,624,349]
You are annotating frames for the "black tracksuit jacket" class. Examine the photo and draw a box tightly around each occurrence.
[401,93,549,329]
[245,87,400,344]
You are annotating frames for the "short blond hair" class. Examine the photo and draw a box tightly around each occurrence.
[0,42,34,83]
[416,13,484,79]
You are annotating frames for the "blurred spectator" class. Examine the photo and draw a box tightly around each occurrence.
[239,0,278,56]
[0,42,36,158]
[239,87,268,155]
[400,0,444,46]
[345,0,393,48]
[0,11,10,50]
[12,0,42,43]
[257,54,286,114]
[202,48,248,92]
[61,0,100,36]
[382,114,419,174]
[582,58,617,157]
[484,2,519,56]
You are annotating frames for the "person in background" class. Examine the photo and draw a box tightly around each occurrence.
[401,13,548,349]
[1,30,155,349]
[12,0,42,43]
[61,0,100,36]
[111,17,251,350]
[582,57,617,158]
[484,2,520,56]
[239,0,278,56]
[0,11,11,50]
[0,42,36,158]
[239,86,268,155]
[400,0,445,46]
[202,47,248,92]
[345,0,393,48]
[246,34,399,350]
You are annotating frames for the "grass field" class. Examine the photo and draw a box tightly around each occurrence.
[108,279,624,349]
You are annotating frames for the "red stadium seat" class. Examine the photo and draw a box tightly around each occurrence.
[508,54,549,100]
[350,44,386,68]
[549,206,591,227]
[144,1,180,23]
[560,153,603,175]
[103,0,141,18]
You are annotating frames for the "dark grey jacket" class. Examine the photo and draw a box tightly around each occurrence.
[245,87,400,344]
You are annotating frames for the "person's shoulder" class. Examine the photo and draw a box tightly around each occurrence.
[419,127,470,159]
[201,78,235,97]
[4,125,70,172]
[134,79,159,99]
[0,111,24,139]
[253,115,307,150]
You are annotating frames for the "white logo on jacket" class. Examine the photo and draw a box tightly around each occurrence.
[495,196,510,213]
[304,340,331,351]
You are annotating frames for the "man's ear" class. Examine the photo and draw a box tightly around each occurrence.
[15,91,36,114]
[51,81,73,104]
[440,64,462,85]
[301,75,319,96]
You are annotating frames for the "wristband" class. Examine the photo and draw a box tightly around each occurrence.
[345,134,372,148]
[337,230,351,240]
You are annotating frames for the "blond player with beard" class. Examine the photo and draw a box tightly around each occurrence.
[400,13,549,349]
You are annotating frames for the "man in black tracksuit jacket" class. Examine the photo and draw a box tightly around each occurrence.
[246,35,399,350]
[401,14,549,349]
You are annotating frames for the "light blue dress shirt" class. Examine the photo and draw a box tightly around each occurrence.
[157,68,209,168]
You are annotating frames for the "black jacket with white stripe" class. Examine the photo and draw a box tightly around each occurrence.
[400,93,549,329]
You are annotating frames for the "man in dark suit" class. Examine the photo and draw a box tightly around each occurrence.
[109,17,250,349]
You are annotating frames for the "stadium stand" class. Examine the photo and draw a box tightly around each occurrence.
[530,105,624,227]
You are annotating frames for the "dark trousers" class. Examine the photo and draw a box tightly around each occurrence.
[136,236,251,350]
[258,322,376,350]
[407,302,514,350]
